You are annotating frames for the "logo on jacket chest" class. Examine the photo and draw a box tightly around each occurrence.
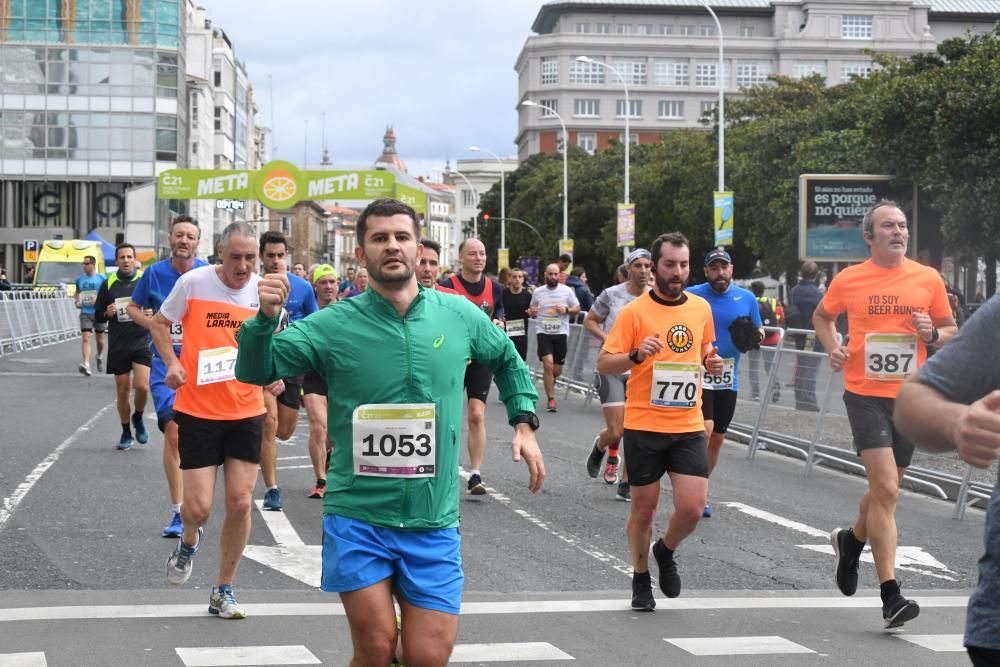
[667,325,694,353]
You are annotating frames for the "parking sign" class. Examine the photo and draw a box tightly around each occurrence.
[24,240,38,263]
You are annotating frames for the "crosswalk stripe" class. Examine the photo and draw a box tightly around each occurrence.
[175,645,320,666]
[665,636,815,656]
[895,634,966,652]
[0,653,47,666]
[450,642,573,662]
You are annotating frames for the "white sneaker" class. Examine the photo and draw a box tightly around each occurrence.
[78,363,91,377]
[166,526,203,585]
[209,585,246,619]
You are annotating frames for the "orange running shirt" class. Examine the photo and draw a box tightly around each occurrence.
[604,291,715,434]
[820,258,951,398]
[159,265,265,420]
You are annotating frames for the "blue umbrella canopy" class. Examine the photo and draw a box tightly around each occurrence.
[83,230,117,265]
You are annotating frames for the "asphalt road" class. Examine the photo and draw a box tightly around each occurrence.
[0,340,989,666]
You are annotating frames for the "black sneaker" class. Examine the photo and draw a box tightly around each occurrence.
[630,571,656,611]
[586,436,605,478]
[883,596,920,629]
[830,527,861,596]
[467,473,487,495]
[615,482,631,502]
[650,539,681,598]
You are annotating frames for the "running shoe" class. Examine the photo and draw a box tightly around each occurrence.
[209,584,246,619]
[263,487,282,511]
[702,503,713,518]
[772,388,781,403]
[547,398,557,413]
[467,473,487,495]
[650,538,681,598]
[616,482,631,502]
[883,596,920,629]
[831,527,861,596]
[78,363,91,377]
[307,483,325,499]
[166,526,204,585]
[96,356,103,373]
[630,570,656,611]
[117,433,133,451]
[750,392,761,401]
[586,436,605,478]
[133,414,149,444]
[603,455,620,485]
[162,511,183,538]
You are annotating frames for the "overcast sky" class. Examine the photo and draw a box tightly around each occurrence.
[202,0,545,178]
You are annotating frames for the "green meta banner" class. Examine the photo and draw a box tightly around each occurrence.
[158,161,396,210]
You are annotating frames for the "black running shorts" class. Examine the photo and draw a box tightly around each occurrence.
[302,370,328,397]
[842,390,914,468]
[174,411,265,469]
[701,389,738,434]
[464,361,493,403]
[536,333,568,365]
[106,345,152,376]
[623,429,709,486]
[277,375,304,410]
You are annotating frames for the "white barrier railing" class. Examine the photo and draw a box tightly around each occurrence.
[0,290,80,356]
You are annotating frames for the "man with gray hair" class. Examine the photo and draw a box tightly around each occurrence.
[151,221,270,620]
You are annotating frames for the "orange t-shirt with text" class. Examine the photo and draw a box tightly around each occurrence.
[820,258,951,398]
[604,291,715,434]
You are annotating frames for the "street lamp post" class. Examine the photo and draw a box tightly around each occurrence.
[699,1,725,192]
[520,100,568,242]
[469,146,505,249]
[435,166,480,237]
[492,216,547,249]
[575,56,630,260]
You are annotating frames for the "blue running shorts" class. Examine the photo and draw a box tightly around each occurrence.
[321,515,463,615]
[150,356,176,431]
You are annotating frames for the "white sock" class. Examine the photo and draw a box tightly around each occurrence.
[171,504,181,514]
[469,469,480,477]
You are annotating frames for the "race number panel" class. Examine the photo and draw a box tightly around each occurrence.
[506,319,526,338]
[114,297,133,322]
[702,357,735,390]
[864,333,917,381]
[197,346,238,385]
[650,362,701,408]
[352,403,436,478]
[541,316,561,334]
[169,322,184,346]
[79,290,97,307]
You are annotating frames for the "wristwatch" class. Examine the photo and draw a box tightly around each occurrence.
[628,348,642,364]
[927,327,940,344]
[511,413,540,431]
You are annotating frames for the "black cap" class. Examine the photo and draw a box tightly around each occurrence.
[704,248,732,266]
[559,253,572,263]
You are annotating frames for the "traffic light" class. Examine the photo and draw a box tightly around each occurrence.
[483,213,490,223]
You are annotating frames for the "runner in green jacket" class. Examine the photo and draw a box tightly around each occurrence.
[236,198,544,667]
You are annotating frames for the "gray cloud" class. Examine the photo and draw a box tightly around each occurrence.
[202,0,542,174]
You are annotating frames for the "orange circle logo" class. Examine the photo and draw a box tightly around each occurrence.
[667,325,693,353]
[261,169,297,202]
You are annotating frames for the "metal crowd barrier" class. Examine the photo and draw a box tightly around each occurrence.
[0,290,80,356]
[523,320,600,404]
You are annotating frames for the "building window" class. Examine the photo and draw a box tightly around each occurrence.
[577,133,596,155]
[618,133,639,145]
[736,60,771,88]
[612,58,647,85]
[615,99,642,119]
[569,56,605,84]
[695,63,718,87]
[575,22,591,33]
[658,100,684,119]
[617,23,632,34]
[213,70,221,87]
[538,99,558,116]
[573,98,600,117]
[190,93,199,128]
[678,25,694,36]
[659,24,673,35]
[841,62,873,82]
[700,25,716,36]
[794,60,827,80]
[541,57,558,85]
[653,59,689,87]
[462,189,477,207]
[638,24,653,35]
[214,107,221,131]
[596,22,611,34]
[280,216,291,236]
[841,15,873,39]
[740,24,755,37]
[700,100,718,115]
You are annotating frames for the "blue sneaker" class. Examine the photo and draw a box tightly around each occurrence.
[209,584,246,619]
[117,433,133,450]
[263,487,282,511]
[162,511,183,538]
[133,414,149,444]
[702,503,713,518]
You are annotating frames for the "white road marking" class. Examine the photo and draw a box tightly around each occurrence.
[275,465,313,470]
[242,501,321,588]
[0,403,115,533]
[0,596,970,622]
[723,502,955,579]
[666,636,814,656]
[175,645,320,666]
[276,456,310,461]
[0,653,47,666]
[895,634,966,652]
[458,467,636,578]
[450,642,573,662]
